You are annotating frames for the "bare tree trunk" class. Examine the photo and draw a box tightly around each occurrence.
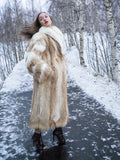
[68,31,75,47]
[31,0,35,20]
[78,0,85,65]
[93,0,110,78]
[2,42,10,75]
[71,0,85,65]
[87,2,100,73]
[103,0,119,83]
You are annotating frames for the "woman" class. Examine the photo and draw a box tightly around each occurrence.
[20,12,69,150]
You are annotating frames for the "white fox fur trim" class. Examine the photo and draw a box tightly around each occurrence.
[32,33,43,42]
[32,62,48,82]
[25,52,40,65]
[32,42,46,52]
[38,63,48,83]
[39,26,66,54]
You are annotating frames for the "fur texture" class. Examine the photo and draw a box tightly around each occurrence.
[25,26,68,130]
[39,26,66,54]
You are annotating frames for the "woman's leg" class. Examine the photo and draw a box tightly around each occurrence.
[32,129,46,150]
[35,129,41,134]
[53,127,66,146]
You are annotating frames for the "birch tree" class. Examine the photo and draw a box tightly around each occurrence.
[76,0,85,65]
[87,1,100,73]
[69,0,85,65]
[93,0,111,78]
[103,0,119,83]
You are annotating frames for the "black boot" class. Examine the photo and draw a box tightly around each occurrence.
[32,132,45,150]
[53,127,66,146]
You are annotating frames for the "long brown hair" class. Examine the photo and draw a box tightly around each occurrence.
[20,12,52,40]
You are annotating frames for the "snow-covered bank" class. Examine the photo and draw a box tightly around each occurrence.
[1,60,33,93]
[66,46,120,122]
[1,46,120,122]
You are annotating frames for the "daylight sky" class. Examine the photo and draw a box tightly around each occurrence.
[0,0,48,11]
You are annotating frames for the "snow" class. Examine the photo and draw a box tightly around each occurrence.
[66,46,120,122]
[1,46,120,122]
[1,60,33,93]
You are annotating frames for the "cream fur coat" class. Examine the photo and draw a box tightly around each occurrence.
[25,26,69,130]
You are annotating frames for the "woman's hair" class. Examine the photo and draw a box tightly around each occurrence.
[20,12,52,40]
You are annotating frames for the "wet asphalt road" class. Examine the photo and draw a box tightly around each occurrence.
[0,78,120,160]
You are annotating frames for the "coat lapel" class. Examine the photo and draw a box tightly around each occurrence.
[39,26,66,54]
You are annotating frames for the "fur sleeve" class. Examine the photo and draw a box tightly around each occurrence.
[24,33,54,83]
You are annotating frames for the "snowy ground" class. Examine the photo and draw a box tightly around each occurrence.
[1,46,120,122]
[1,76,120,159]
[66,46,120,122]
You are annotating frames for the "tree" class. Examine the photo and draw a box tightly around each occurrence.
[74,0,85,65]
[103,0,119,83]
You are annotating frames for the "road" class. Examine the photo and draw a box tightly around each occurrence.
[0,78,120,160]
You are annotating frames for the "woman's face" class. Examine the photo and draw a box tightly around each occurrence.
[39,13,52,27]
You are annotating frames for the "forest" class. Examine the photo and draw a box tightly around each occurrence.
[0,0,120,86]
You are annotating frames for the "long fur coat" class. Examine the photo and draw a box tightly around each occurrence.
[25,26,69,130]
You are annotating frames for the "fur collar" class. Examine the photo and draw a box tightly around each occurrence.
[39,26,66,54]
